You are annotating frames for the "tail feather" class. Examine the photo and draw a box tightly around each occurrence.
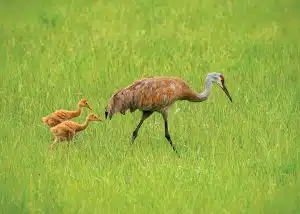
[105,88,134,119]
[104,107,112,120]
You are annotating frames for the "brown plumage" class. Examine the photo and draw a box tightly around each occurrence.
[42,98,92,127]
[49,113,102,150]
[105,73,233,154]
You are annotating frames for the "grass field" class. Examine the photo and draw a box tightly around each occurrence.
[1,0,300,213]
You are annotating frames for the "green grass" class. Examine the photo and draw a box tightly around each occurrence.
[1,0,300,213]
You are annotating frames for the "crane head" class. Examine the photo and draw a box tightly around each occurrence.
[87,113,103,122]
[209,73,233,102]
[79,98,92,110]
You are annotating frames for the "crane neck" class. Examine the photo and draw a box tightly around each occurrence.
[196,76,213,101]
[69,105,83,118]
[76,119,90,132]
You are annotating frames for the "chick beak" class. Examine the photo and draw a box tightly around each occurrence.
[86,104,92,110]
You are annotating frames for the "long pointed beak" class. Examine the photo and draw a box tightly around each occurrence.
[86,104,92,110]
[222,85,233,102]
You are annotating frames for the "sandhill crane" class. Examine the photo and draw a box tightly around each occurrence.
[104,72,233,154]
[49,113,102,150]
[42,98,92,127]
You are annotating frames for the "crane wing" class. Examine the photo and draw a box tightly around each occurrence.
[105,77,190,119]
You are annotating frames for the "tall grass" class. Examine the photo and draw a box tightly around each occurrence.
[0,0,299,213]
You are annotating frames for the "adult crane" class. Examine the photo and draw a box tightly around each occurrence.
[105,72,233,153]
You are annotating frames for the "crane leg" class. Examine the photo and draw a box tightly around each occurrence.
[162,111,178,154]
[131,111,153,143]
[49,138,59,151]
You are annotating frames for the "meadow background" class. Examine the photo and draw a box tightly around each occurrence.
[0,0,300,213]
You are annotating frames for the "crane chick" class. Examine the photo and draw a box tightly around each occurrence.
[104,72,233,153]
[42,98,92,128]
[49,113,102,150]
